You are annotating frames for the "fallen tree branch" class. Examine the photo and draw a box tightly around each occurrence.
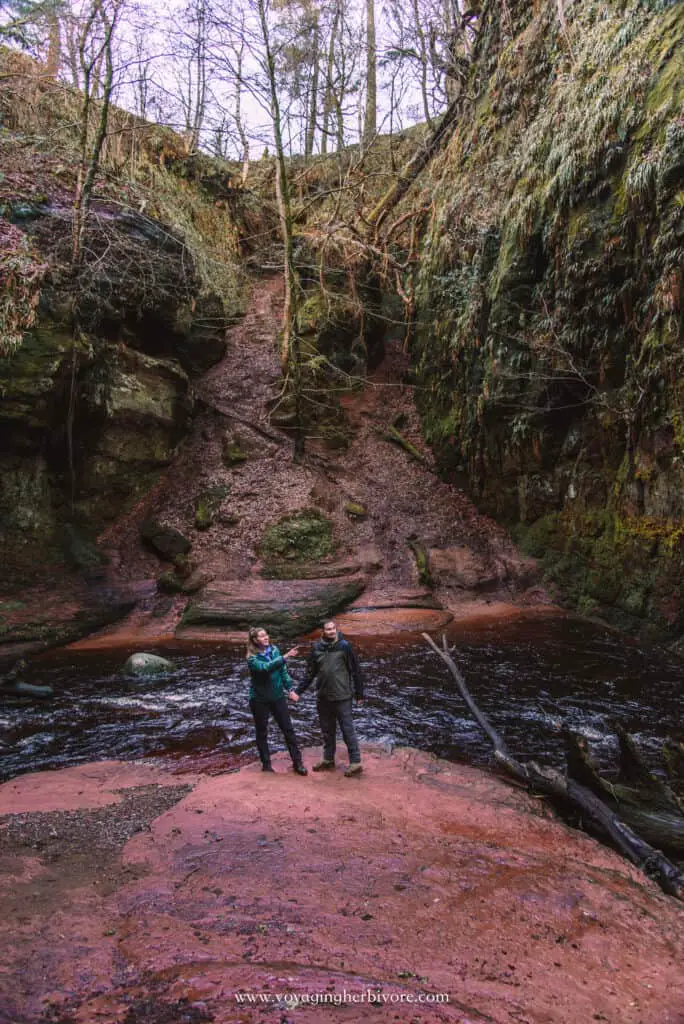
[366,99,464,240]
[422,632,684,900]
[196,397,283,444]
[380,424,430,466]
[563,729,684,856]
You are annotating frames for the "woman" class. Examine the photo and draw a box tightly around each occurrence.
[246,626,307,775]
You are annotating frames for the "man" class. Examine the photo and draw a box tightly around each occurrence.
[295,619,364,776]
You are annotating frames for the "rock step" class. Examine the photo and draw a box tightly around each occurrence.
[178,577,366,638]
[347,586,443,611]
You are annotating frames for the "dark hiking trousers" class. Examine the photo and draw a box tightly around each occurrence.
[250,697,302,768]
[317,696,360,764]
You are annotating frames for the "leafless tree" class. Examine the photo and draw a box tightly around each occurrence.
[362,0,375,147]
[71,0,123,266]
[172,0,210,152]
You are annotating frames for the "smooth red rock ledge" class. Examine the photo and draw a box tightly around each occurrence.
[1,748,682,1023]
[69,600,562,649]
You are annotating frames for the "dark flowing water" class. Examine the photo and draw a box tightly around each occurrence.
[1,615,682,783]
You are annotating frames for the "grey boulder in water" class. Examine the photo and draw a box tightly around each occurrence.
[123,652,176,677]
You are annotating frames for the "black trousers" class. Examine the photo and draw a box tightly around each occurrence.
[250,696,302,768]
[317,696,361,764]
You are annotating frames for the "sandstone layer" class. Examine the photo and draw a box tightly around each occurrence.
[0,747,682,1023]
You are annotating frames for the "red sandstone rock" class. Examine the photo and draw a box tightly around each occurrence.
[1,747,682,1023]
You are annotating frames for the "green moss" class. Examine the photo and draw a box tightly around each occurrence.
[194,484,229,530]
[0,325,72,428]
[524,508,684,635]
[222,434,249,467]
[345,502,368,519]
[408,539,432,587]
[412,0,684,640]
[259,509,335,566]
[157,569,185,593]
[515,513,562,558]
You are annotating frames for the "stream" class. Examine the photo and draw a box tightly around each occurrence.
[1,615,682,783]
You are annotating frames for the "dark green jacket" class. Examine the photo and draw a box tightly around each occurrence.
[247,646,295,702]
[297,634,364,701]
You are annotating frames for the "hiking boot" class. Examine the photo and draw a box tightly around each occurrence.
[262,764,275,773]
[344,763,363,777]
[293,763,308,776]
[312,759,335,772]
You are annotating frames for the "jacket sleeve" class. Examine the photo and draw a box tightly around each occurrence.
[295,647,317,695]
[247,652,286,675]
[281,653,295,691]
[345,641,365,699]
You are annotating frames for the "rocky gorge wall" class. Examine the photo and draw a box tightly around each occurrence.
[413,0,684,640]
[0,200,229,582]
[0,54,259,585]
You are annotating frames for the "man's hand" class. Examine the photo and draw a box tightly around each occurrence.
[288,690,300,702]
[284,647,299,659]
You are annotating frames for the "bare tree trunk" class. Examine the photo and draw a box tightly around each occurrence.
[335,91,345,152]
[69,0,120,510]
[234,39,250,182]
[45,8,61,78]
[304,9,320,157]
[64,13,80,87]
[320,0,341,157]
[190,0,208,150]
[411,0,433,129]
[256,0,306,457]
[72,0,119,269]
[422,633,684,901]
[363,0,376,149]
[255,0,297,363]
[564,729,684,855]
[366,95,461,237]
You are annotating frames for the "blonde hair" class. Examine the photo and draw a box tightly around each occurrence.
[246,625,266,658]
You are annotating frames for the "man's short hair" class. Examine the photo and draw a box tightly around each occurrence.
[322,619,336,629]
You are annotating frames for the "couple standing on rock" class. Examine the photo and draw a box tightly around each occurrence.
[246,619,364,778]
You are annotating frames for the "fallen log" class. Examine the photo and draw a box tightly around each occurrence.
[379,424,429,466]
[616,725,683,813]
[422,631,684,901]
[1,659,54,699]
[1,681,54,699]
[664,738,684,787]
[563,730,684,856]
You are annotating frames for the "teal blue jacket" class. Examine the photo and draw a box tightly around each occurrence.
[247,646,295,702]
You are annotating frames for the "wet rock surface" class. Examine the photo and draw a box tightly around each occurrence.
[179,577,367,637]
[140,519,193,561]
[0,748,682,1023]
[122,652,176,677]
[0,579,139,670]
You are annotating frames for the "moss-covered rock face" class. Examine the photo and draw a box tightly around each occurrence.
[0,456,60,576]
[268,286,367,450]
[413,0,684,639]
[194,485,230,530]
[297,289,369,379]
[140,519,192,560]
[221,433,249,467]
[0,326,194,570]
[258,510,335,572]
[0,100,247,583]
[515,510,684,637]
[0,202,224,577]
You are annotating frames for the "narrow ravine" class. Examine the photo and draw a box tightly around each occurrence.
[82,273,551,646]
